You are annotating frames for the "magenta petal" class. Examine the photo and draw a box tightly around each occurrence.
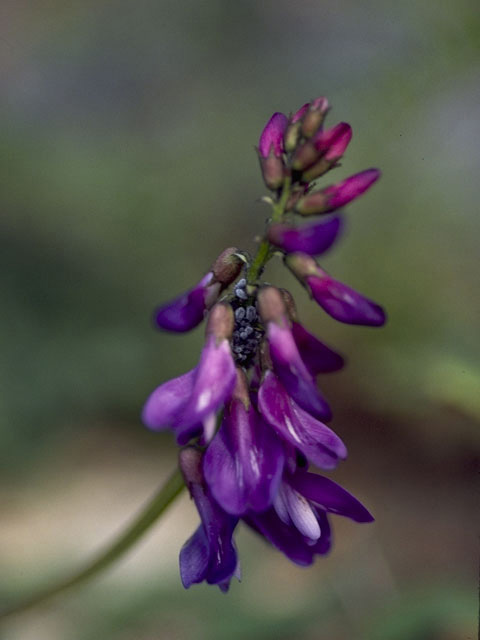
[173,337,236,443]
[267,323,332,420]
[154,272,213,332]
[291,322,344,374]
[259,112,289,157]
[203,403,284,515]
[142,369,195,431]
[289,471,374,523]
[324,168,380,211]
[291,102,309,123]
[314,122,352,160]
[306,275,386,326]
[267,216,343,256]
[258,371,346,469]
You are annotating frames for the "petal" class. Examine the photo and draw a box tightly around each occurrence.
[142,369,195,431]
[280,482,321,541]
[291,102,310,123]
[179,526,209,588]
[259,112,289,157]
[154,272,213,332]
[244,510,316,566]
[258,371,346,469]
[267,216,343,256]
[313,122,352,160]
[291,321,345,374]
[323,168,380,211]
[267,323,332,421]
[289,471,374,523]
[189,482,240,587]
[203,401,284,515]
[306,275,386,326]
[173,337,236,443]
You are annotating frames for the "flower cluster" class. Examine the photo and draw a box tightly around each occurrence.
[142,97,385,591]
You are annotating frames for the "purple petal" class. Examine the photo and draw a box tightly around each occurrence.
[179,526,209,588]
[244,508,328,566]
[173,337,236,444]
[289,471,374,523]
[259,112,289,157]
[154,272,214,332]
[142,369,195,431]
[291,321,345,375]
[267,216,343,256]
[324,168,380,211]
[306,275,386,326]
[267,323,332,421]
[258,371,346,469]
[203,401,284,515]
[313,122,352,160]
[279,482,321,540]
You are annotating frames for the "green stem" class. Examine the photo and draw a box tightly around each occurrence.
[0,467,185,621]
[247,175,292,284]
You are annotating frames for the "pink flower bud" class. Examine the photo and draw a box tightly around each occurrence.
[295,169,381,215]
[258,112,288,158]
[301,97,330,138]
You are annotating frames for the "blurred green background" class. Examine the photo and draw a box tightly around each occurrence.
[1,1,478,638]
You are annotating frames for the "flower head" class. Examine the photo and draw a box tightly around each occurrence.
[144,95,384,591]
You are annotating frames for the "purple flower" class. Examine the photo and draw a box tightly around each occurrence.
[285,253,386,327]
[258,370,346,470]
[179,448,240,591]
[257,286,332,421]
[203,368,284,515]
[267,215,343,256]
[258,112,289,158]
[154,248,243,332]
[296,169,381,216]
[142,303,237,443]
[244,469,373,566]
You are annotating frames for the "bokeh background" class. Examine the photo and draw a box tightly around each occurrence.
[1,1,478,638]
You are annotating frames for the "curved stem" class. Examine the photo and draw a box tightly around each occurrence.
[0,467,185,620]
[247,175,292,284]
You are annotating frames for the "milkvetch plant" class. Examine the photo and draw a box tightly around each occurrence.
[2,96,385,617]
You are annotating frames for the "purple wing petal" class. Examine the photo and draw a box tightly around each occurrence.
[142,369,195,431]
[267,216,343,256]
[267,323,332,421]
[179,526,209,588]
[174,337,236,443]
[306,275,386,326]
[289,471,374,523]
[292,321,345,374]
[154,272,214,332]
[258,371,346,469]
[204,401,285,515]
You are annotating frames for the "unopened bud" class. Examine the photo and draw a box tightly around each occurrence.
[179,446,203,488]
[302,122,352,182]
[206,302,234,341]
[258,150,286,190]
[291,141,319,171]
[257,286,289,326]
[211,247,244,286]
[301,97,330,138]
[284,121,302,152]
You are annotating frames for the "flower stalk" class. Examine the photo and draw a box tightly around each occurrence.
[0,467,185,620]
